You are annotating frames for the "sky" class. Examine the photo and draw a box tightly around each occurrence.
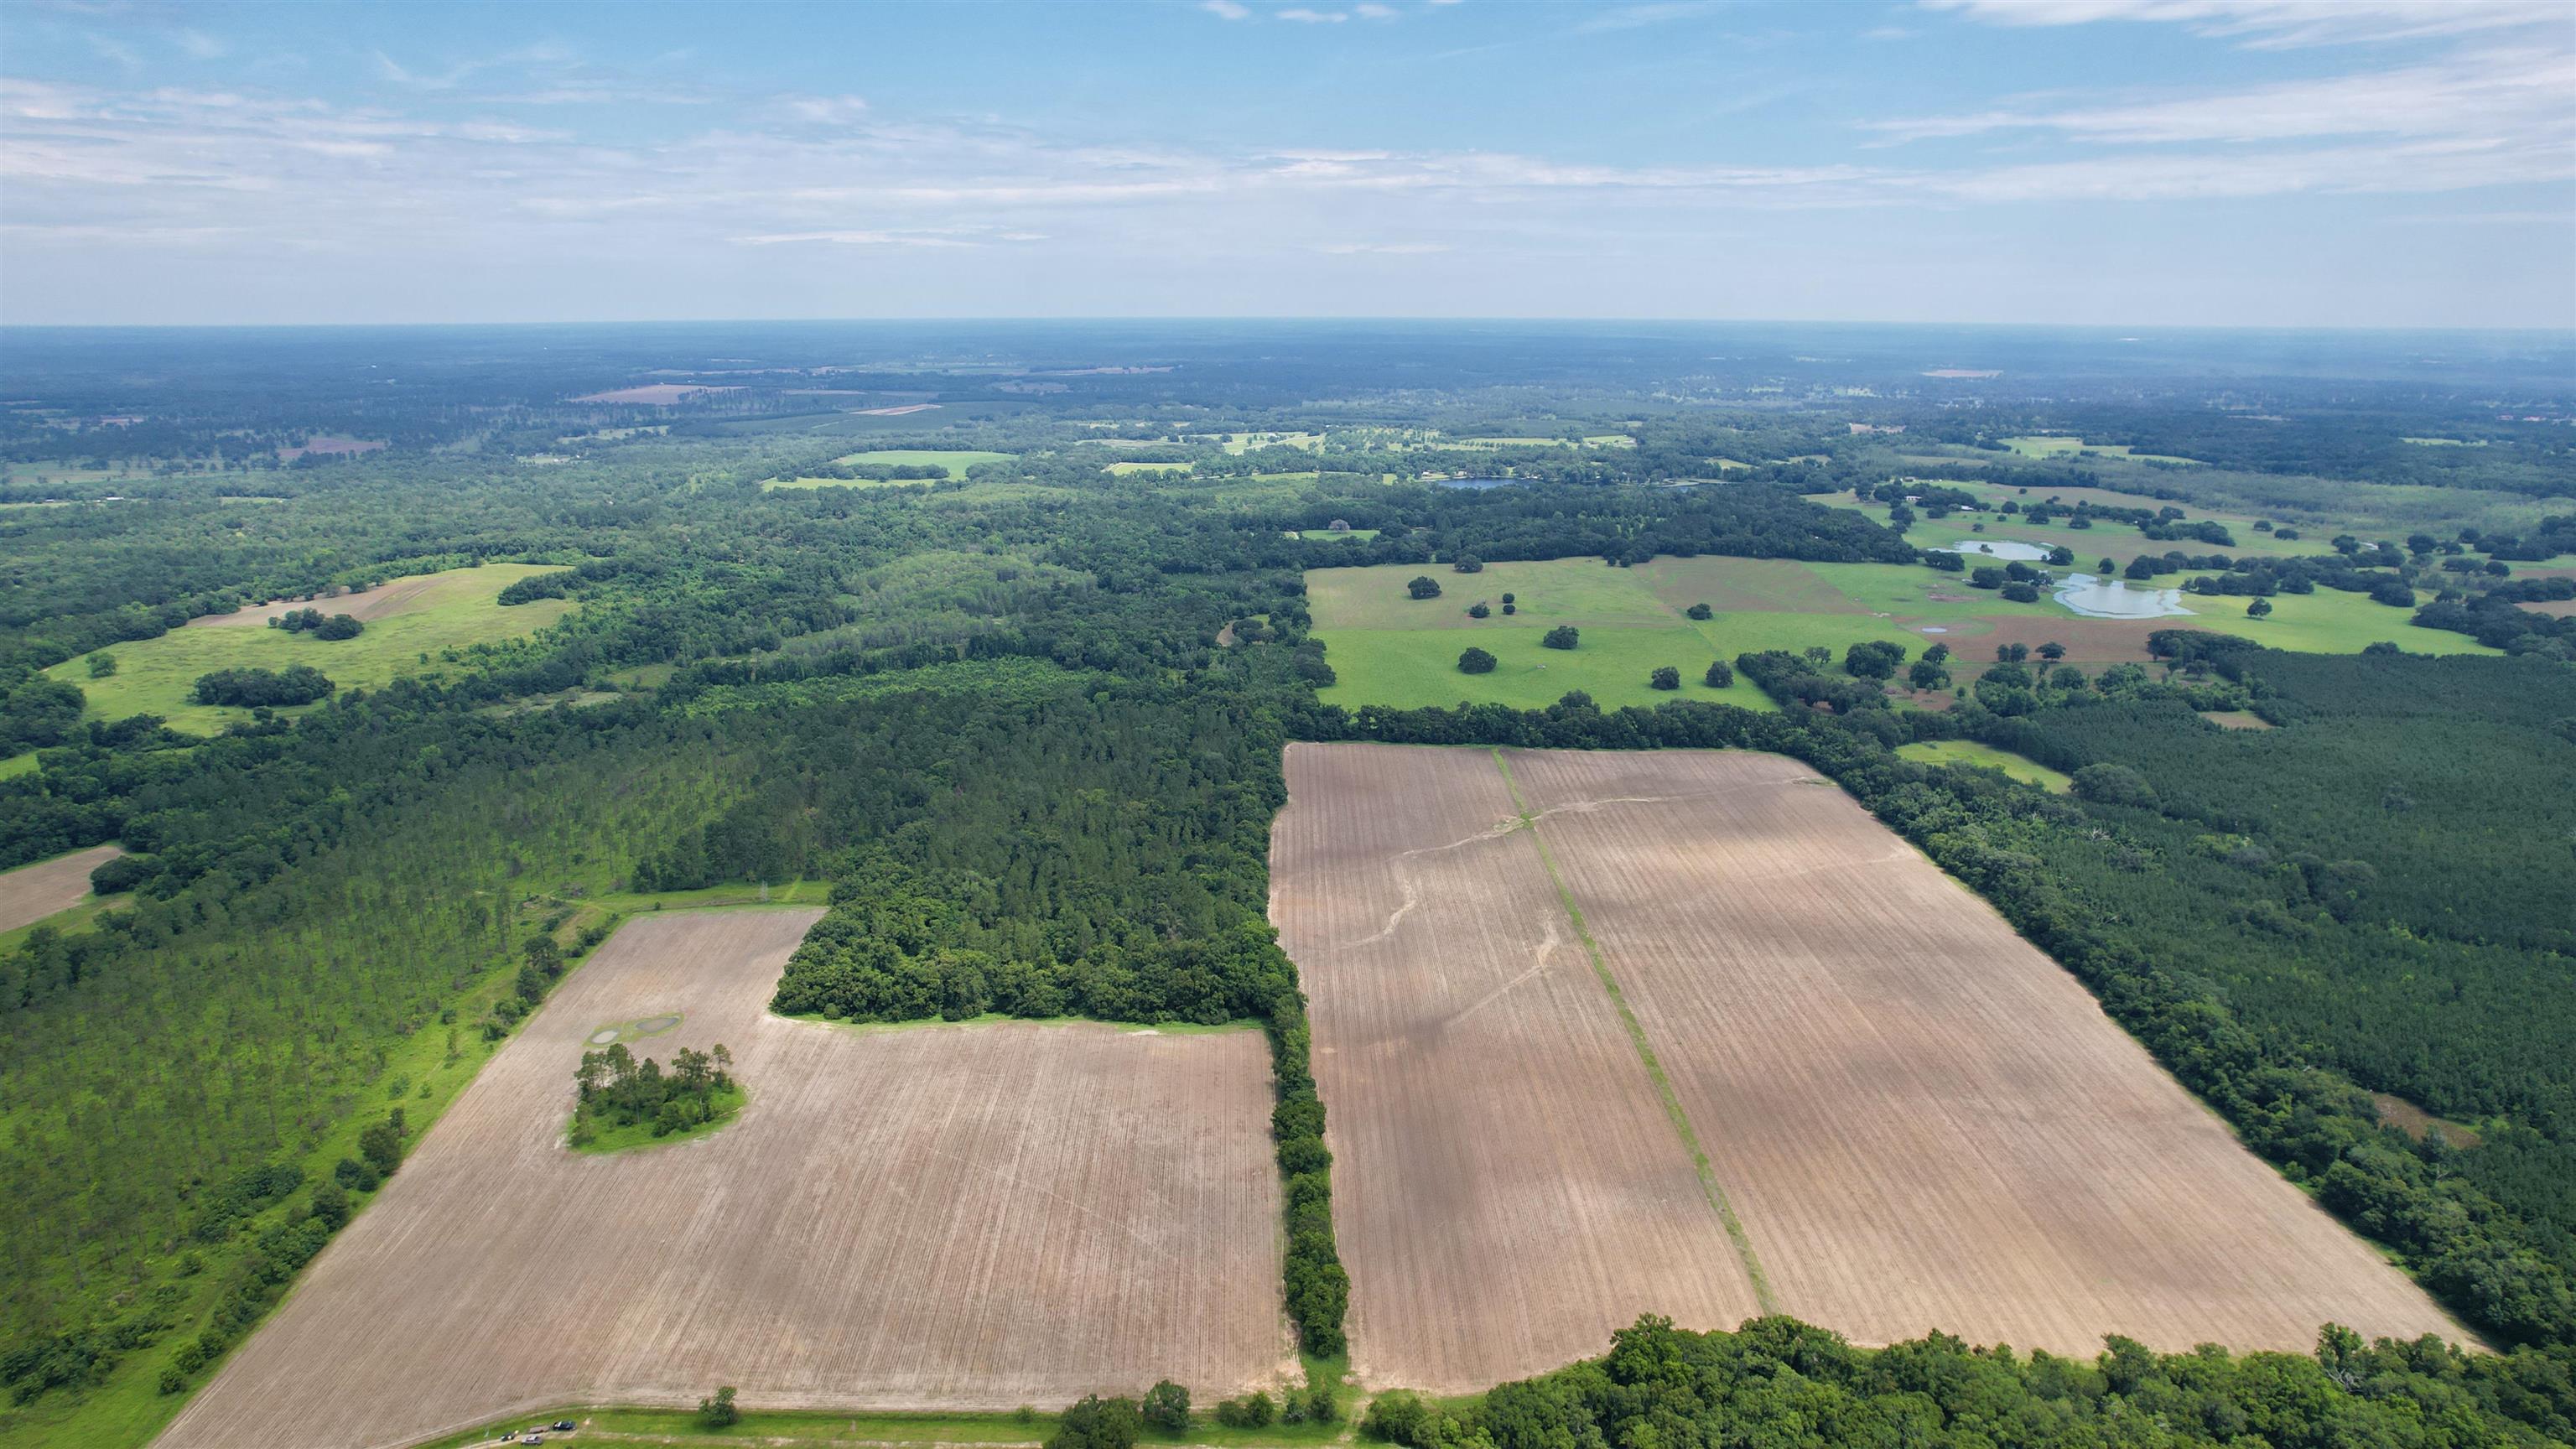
[2,0,2572,329]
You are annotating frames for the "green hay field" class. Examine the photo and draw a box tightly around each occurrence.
[44,564,575,734]
[766,449,1013,487]
[1307,550,2498,714]
[1897,739,2074,792]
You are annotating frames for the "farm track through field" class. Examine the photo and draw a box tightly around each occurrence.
[155,910,1294,1449]
[1273,744,2465,1392]
[0,843,122,933]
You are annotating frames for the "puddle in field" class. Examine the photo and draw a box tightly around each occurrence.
[2053,573,2194,619]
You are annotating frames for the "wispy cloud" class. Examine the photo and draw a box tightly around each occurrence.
[1277,8,1348,22]
[1200,0,1251,18]
[1919,0,2569,49]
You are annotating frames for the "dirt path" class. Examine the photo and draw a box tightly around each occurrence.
[0,843,122,932]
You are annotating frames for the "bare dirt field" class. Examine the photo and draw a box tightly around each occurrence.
[186,572,451,627]
[1270,745,1766,1393]
[1273,743,2464,1389]
[0,843,122,933]
[156,909,1292,1449]
[570,384,742,405]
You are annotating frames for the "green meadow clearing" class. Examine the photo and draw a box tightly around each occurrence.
[44,564,574,734]
[1308,550,2499,713]
[1998,435,2202,465]
[1896,739,2075,792]
[765,449,1014,487]
[1105,459,1195,475]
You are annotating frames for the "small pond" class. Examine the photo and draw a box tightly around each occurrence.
[2054,572,2195,620]
[1946,538,2052,562]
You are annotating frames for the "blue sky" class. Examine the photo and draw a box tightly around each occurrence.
[2,0,2570,327]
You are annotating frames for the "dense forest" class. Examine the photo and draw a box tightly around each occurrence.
[2,325,2571,1444]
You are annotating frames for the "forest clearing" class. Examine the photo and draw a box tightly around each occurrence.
[1270,742,2464,1391]
[0,843,122,934]
[153,909,1293,1449]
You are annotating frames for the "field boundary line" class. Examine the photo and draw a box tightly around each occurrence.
[1488,748,1778,1313]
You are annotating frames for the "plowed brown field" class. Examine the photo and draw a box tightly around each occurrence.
[0,843,122,933]
[156,909,1293,1449]
[1269,745,1766,1392]
[1274,743,2463,1392]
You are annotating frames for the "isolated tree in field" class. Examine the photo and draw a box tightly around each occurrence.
[1703,660,1732,688]
[1406,575,1441,600]
[1923,641,1950,664]
[2247,597,2274,617]
[1500,601,1516,615]
[1650,666,1680,690]
[1909,658,1949,691]
[1541,626,1579,650]
[1925,550,1964,573]
[1452,553,1484,574]
[87,652,116,678]
[314,613,364,641]
[1141,1380,1191,1432]
[2097,557,2116,573]
[1052,1394,1144,1449]
[2001,582,2040,603]
[1995,642,2029,663]
[699,1386,739,1428]
[1500,592,1515,605]
[1467,601,1490,618]
[1457,647,1497,674]
[356,1109,405,1177]
[1685,601,1713,620]
[2038,641,2066,660]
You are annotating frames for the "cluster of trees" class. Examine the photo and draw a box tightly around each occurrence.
[572,1041,738,1143]
[190,664,335,707]
[1359,1313,2572,1449]
[267,607,362,640]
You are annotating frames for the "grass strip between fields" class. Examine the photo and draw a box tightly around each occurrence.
[1486,748,1779,1314]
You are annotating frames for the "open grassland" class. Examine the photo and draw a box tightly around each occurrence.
[1105,460,1196,476]
[155,910,1293,1449]
[1894,739,2072,792]
[0,844,124,935]
[1273,744,2464,1388]
[765,449,1014,488]
[1270,744,1767,1393]
[1310,553,2496,713]
[44,564,573,733]
[1998,435,2201,465]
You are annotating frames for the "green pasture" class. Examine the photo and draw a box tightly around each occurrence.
[765,448,1013,488]
[0,750,36,780]
[43,564,574,735]
[1897,740,2073,792]
[1317,623,1777,713]
[1105,460,1195,475]
[1998,435,2200,465]
[1296,527,1381,542]
[2205,584,2501,657]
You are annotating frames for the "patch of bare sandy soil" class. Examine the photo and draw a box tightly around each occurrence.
[570,384,744,405]
[1272,743,2465,1391]
[154,909,1293,1449]
[186,573,449,628]
[0,843,123,932]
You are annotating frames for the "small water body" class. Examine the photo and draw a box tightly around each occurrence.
[1434,476,1519,490]
[1946,538,2052,562]
[2054,572,2195,620]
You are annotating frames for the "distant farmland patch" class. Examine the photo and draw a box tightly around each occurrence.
[571,383,743,405]
[1273,744,2464,1389]
[49,563,575,734]
[276,434,386,462]
[1894,738,2072,791]
[765,449,1013,488]
[0,844,124,935]
[156,910,1292,1449]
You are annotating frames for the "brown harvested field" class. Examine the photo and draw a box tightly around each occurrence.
[1273,743,2464,1389]
[570,383,741,405]
[186,572,450,627]
[1270,745,1765,1393]
[156,909,1292,1449]
[0,843,122,933]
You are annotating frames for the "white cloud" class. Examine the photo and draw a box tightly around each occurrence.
[1200,0,1252,17]
[1355,3,1399,18]
[1919,0,2569,48]
[1278,8,1349,22]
